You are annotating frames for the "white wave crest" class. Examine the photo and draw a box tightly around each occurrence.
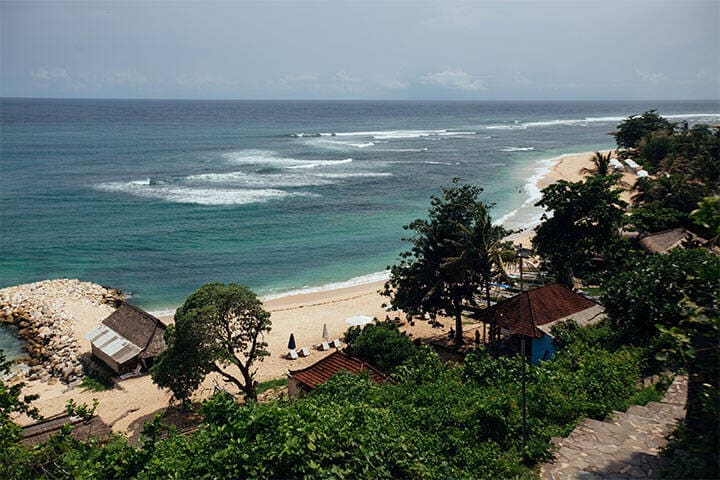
[96,181,314,206]
[486,112,720,131]
[222,149,352,169]
[314,172,393,179]
[285,158,353,169]
[500,147,535,152]
[185,171,332,187]
[494,151,599,228]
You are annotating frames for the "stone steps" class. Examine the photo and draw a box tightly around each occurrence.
[541,376,687,479]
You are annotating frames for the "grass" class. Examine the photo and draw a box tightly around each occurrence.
[80,376,113,392]
[257,377,287,394]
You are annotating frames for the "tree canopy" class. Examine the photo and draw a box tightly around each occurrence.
[532,175,627,287]
[151,282,271,402]
[383,180,508,345]
[614,109,673,151]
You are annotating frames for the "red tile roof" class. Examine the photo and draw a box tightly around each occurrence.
[289,351,392,389]
[485,283,597,338]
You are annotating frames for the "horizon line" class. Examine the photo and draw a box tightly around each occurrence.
[2,96,719,103]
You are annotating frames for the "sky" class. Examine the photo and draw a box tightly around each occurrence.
[1,0,718,100]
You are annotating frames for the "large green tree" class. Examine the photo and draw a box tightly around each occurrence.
[613,109,673,152]
[384,180,508,346]
[532,175,627,287]
[601,248,719,345]
[151,283,271,402]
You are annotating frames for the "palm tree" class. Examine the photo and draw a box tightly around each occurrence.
[442,213,510,345]
[580,151,613,177]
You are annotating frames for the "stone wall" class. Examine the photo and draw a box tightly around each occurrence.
[0,279,123,384]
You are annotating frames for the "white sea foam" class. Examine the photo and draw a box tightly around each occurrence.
[500,147,535,152]
[223,149,353,169]
[310,139,376,150]
[314,172,393,179]
[285,158,354,169]
[261,271,390,301]
[493,152,591,228]
[320,129,477,140]
[486,112,720,131]
[96,181,314,206]
[185,171,332,187]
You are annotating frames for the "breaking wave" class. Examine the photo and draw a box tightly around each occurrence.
[500,147,535,152]
[95,181,314,206]
[486,112,720,131]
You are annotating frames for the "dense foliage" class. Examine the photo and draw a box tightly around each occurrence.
[384,179,509,345]
[343,321,424,374]
[3,317,662,479]
[601,249,719,478]
[613,111,720,237]
[532,175,627,286]
[601,248,719,349]
[151,283,272,402]
[613,110,674,151]
[659,302,719,479]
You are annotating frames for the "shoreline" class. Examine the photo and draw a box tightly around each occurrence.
[147,148,614,319]
[7,148,615,436]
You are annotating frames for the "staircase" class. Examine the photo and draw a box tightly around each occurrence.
[541,376,687,479]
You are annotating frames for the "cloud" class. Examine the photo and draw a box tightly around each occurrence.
[107,70,147,86]
[175,73,237,88]
[636,69,668,84]
[421,68,486,91]
[31,67,70,80]
[278,73,320,85]
[376,78,409,90]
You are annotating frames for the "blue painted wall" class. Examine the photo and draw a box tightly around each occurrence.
[531,335,555,364]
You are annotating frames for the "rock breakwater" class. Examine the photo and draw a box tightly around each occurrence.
[0,279,123,384]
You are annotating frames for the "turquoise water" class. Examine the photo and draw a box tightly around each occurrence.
[1,99,718,320]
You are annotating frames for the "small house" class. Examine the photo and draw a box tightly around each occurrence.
[85,302,167,375]
[486,283,605,364]
[287,350,392,398]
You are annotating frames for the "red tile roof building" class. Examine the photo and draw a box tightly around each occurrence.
[485,283,600,338]
[288,351,393,397]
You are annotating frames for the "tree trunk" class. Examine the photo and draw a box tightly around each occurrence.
[563,261,575,289]
[242,369,258,402]
[454,307,463,346]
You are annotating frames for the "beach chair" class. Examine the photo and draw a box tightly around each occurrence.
[299,347,311,357]
[288,349,299,360]
[319,341,330,351]
[331,338,341,348]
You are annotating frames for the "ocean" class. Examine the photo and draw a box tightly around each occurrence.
[1,99,718,355]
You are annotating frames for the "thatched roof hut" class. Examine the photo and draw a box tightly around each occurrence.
[638,227,706,254]
[85,302,167,375]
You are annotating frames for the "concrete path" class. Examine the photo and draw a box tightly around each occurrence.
[541,376,687,479]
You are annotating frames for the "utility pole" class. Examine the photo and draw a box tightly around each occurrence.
[517,244,532,448]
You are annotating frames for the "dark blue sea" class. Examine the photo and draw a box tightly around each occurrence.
[1,99,718,331]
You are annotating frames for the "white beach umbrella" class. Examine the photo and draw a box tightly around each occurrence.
[322,323,329,340]
[344,315,374,326]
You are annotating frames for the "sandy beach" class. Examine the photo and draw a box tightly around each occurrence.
[12,149,635,437]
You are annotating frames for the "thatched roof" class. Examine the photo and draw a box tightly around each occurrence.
[100,302,167,360]
[638,228,704,254]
